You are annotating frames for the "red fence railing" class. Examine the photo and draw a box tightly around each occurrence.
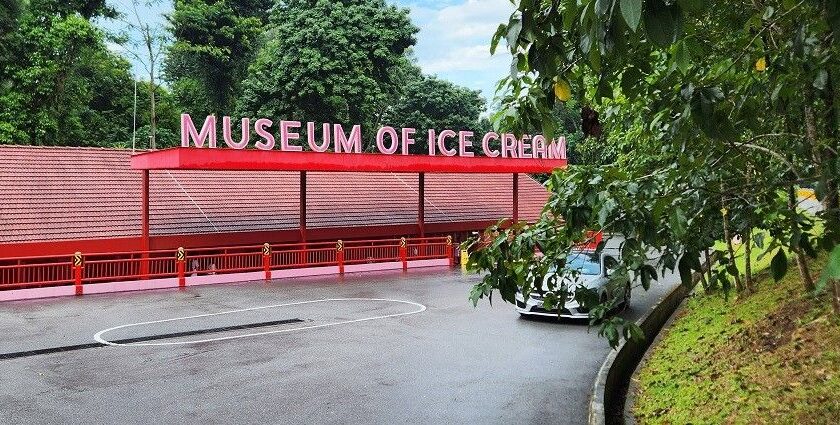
[0,236,455,293]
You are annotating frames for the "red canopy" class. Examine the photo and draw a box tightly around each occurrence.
[130,148,567,173]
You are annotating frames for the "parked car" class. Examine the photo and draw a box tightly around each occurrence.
[514,249,629,319]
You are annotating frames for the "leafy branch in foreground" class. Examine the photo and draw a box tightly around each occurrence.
[469,0,840,347]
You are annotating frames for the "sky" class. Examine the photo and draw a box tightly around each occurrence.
[101,0,514,104]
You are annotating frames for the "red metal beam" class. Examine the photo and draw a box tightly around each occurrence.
[130,148,567,173]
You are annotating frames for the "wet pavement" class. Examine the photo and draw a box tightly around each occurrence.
[0,266,678,424]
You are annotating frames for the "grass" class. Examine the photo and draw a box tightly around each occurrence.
[709,217,824,290]
[711,229,775,278]
[633,254,840,424]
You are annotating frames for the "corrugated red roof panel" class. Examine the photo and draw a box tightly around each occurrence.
[0,145,549,243]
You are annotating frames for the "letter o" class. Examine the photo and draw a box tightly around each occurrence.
[376,126,399,154]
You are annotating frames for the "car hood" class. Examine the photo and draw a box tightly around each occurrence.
[538,273,602,292]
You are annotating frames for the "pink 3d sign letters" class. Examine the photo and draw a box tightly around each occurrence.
[181,114,567,160]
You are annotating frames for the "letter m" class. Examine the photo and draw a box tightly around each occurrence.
[181,114,217,148]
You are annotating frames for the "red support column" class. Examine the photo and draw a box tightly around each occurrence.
[141,169,150,277]
[446,235,454,267]
[418,172,425,238]
[512,173,519,224]
[299,171,307,265]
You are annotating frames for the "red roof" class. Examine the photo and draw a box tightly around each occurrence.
[0,145,549,244]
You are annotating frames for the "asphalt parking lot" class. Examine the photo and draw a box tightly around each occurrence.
[0,266,678,424]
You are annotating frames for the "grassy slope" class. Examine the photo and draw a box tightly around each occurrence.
[633,254,840,424]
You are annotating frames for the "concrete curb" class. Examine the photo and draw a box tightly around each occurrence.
[588,277,696,425]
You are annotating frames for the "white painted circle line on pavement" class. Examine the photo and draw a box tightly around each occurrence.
[93,298,426,347]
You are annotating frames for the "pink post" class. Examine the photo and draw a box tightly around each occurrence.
[73,252,83,296]
[263,243,272,280]
[176,247,186,288]
[336,240,345,275]
[400,237,408,271]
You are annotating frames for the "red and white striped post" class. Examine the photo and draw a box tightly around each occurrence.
[263,243,272,280]
[399,237,408,271]
[446,235,454,267]
[176,247,186,288]
[73,252,83,296]
[336,240,345,275]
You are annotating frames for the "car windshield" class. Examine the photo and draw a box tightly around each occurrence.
[565,252,600,275]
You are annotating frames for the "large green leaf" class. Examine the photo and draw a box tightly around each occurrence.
[490,24,507,54]
[678,254,693,286]
[770,249,788,282]
[668,206,688,238]
[816,244,840,292]
[620,0,642,31]
[595,0,613,17]
[506,18,522,50]
[643,0,679,47]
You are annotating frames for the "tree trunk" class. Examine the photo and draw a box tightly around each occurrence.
[721,199,743,293]
[146,28,156,151]
[744,226,753,293]
[705,248,713,286]
[698,253,710,291]
[149,76,156,150]
[743,165,754,293]
[832,279,840,316]
[788,186,816,292]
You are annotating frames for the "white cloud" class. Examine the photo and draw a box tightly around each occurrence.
[404,0,514,100]
[106,41,125,53]
[423,44,507,74]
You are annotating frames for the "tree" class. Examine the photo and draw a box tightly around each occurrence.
[0,0,23,86]
[130,81,181,149]
[164,0,271,117]
[383,73,486,154]
[468,0,840,346]
[0,0,22,36]
[237,0,417,145]
[117,0,168,150]
[0,0,139,146]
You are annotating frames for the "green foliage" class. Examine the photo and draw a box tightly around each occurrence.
[165,0,271,116]
[470,0,840,346]
[0,0,22,33]
[0,1,138,146]
[383,72,485,154]
[31,0,117,20]
[237,0,417,145]
[816,243,840,293]
[0,0,23,86]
